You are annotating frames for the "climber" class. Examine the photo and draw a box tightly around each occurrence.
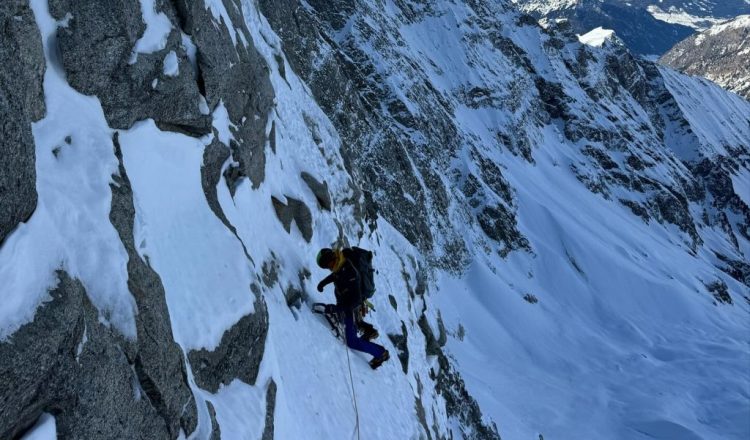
[316,247,379,340]
[316,247,390,370]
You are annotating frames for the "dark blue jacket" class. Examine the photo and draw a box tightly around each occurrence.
[318,250,362,311]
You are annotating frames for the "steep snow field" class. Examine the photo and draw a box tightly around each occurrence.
[5,0,750,439]
[420,6,750,437]
[435,151,750,439]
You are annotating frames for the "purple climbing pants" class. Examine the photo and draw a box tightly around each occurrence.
[343,311,385,359]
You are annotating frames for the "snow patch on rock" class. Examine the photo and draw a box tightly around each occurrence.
[162,50,179,77]
[19,413,56,440]
[578,26,616,47]
[131,0,172,59]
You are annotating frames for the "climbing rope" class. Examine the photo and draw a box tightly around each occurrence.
[344,343,361,440]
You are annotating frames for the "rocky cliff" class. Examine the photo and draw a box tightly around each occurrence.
[661,15,750,100]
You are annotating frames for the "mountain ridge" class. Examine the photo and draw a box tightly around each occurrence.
[513,0,750,55]
[661,15,750,99]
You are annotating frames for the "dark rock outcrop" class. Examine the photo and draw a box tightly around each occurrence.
[172,0,275,187]
[0,271,170,440]
[206,401,221,440]
[704,280,733,305]
[261,380,277,440]
[661,16,750,99]
[272,195,314,242]
[187,295,269,393]
[49,0,211,135]
[478,205,531,257]
[301,172,332,211]
[201,140,233,230]
[0,0,45,245]
[388,321,410,374]
[200,138,254,262]
[418,314,442,358]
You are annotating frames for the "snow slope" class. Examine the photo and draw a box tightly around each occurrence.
[578,26,615,46]
[436,144,750,439]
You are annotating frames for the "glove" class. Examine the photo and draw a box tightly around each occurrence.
[317,281,325,292]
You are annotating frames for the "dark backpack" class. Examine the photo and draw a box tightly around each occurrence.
[348,247,375,302]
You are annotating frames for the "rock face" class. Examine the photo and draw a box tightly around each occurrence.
[187,295,269,393]
[272,196,314,242]
[257,0,526,262]
[172,0,275,187]
[0,0,45,245]
[0,271,171,439]
[49,0,211,135]
[49,0,276,148]
[660,16,750,99]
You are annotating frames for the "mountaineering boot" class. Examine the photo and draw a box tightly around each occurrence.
[369,350,390,370]
[358,320,378,340]
[361,327,379,341]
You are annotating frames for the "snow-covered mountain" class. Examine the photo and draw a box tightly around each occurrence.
[1,0,749,439]
[513,0,750,55]
[643,0,750,29]
[661,15,750,100]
